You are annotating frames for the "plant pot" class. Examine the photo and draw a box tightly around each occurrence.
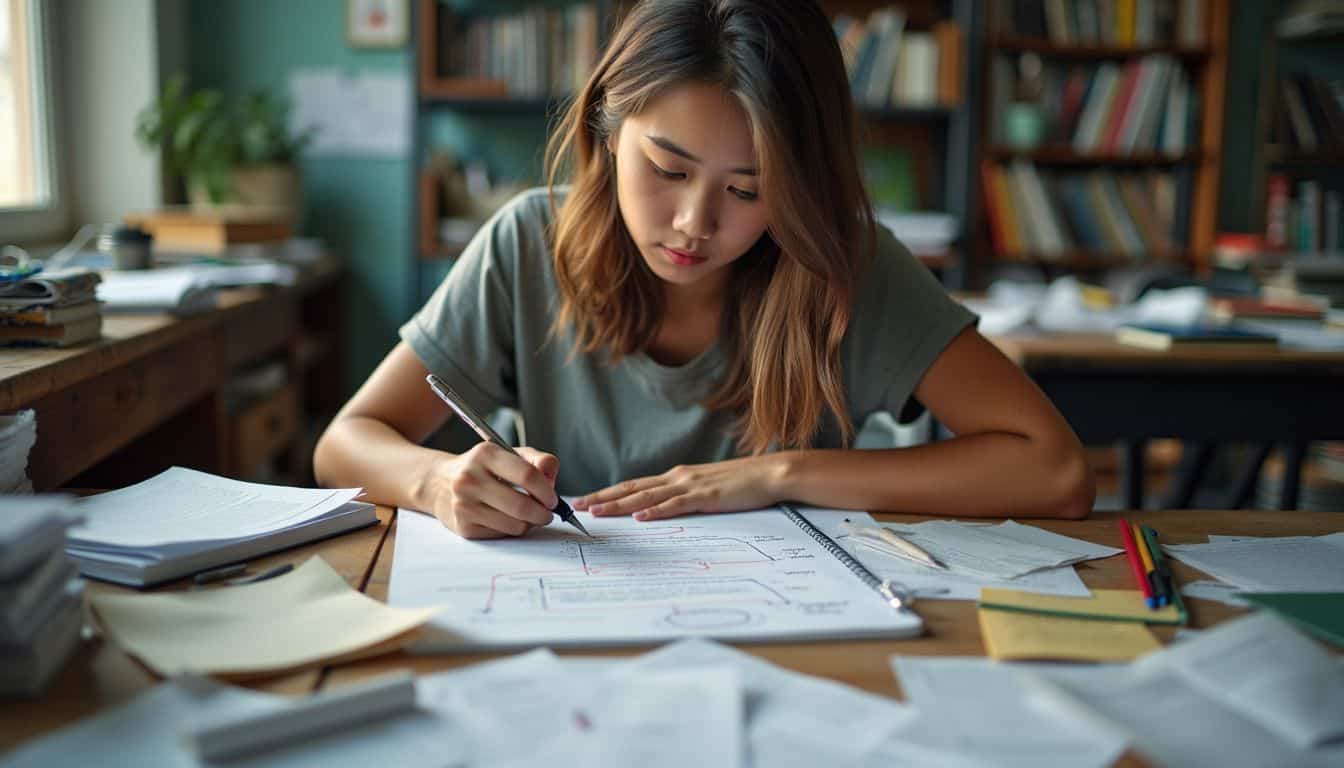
[188,164,301,221]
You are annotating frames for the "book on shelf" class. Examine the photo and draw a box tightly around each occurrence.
[66,466,376,588]
[1114,322,1280,350]
[1275,76,1344,152]
[1209,295,1328,322]
[995,0,1206,47]
[446,3,599,97]
[833,7,958,109]
[981,162,1179,261]
[123,208,294,254]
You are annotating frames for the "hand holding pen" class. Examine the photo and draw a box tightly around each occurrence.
[425,374,591,539]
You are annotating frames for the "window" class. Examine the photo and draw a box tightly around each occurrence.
[0,0,63,242]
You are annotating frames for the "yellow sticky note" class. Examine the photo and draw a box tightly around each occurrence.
[979,587,1185,625]
[979,607,1162,662]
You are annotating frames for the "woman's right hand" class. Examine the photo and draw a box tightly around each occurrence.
[427,443,560,539]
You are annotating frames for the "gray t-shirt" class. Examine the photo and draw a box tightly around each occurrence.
[400,188,975,495]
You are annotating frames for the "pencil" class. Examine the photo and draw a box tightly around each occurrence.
[1130,522,1168,606]
[1141,525,1176,606]
[1119,519,1156,609]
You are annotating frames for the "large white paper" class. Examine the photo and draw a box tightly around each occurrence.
[391,507,921,650]
[870,519,1121,580]
[1164,535,1344,592]
[887,656,1129,768]
[70,467,362,548]
[1153,613,1344,749]
[804,510,1092,600]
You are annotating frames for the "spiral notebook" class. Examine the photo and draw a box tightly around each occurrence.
[390,503,923,651]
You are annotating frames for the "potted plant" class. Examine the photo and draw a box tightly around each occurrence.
[135,76,314,217]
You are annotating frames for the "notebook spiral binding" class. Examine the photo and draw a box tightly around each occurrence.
[778,503,884,593]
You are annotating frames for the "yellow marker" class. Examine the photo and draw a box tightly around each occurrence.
[1132,522,1156,576]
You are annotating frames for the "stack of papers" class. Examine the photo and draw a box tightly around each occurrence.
[89,557,439,677]
[0,496,85,696]
[96,262,300,313]
[809,511,1117,600]
[67,467,374,587]
[1166,533,1344,593]
[0,409,37,492]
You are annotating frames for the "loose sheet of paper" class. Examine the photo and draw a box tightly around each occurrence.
[1153,612,1344,749]
[886,656,1129,768]
[978,609,1162,661]
[879,519,1121,579]
[617,638,913,768]
[1035,638,1344,768]
[1180,580,1249,606]
[390,507,920,650]
[1164,535,1344,592]
[803,510,1092,600]
[418,648,741,768]
[0,676,469,768]
[70,467,362,548]
[89,556,438,676]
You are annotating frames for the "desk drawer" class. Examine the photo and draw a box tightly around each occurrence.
[231,384,297,475]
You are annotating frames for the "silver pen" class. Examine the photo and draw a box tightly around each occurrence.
[425,374,591,537]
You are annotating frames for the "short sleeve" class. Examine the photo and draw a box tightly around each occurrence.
[844,224,978,421]
[399,193,538,415]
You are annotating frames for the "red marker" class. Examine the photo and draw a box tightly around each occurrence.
[1119,519,1156,609]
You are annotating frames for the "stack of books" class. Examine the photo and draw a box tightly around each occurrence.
[833,8,962,108]
[123,207,294,255]
[0,409,37,492]
[0,496,84,696]
[0,267,103,347]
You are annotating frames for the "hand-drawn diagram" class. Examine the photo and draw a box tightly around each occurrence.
[391,508,921,648]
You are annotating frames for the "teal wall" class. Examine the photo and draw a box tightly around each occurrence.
[187,0,413,394]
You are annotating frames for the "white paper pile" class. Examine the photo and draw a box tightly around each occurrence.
[0,410,37,492]
[0,495,85,696]
[807,509,1116,600]
[67,467,371,587]
[1165,533,1344,593]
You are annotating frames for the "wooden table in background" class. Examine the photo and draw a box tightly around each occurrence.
[990,332,1344,510]
[0,258,345,490]
[6,507,1341,759]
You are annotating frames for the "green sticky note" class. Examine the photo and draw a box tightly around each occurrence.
[1239,592,1344,648]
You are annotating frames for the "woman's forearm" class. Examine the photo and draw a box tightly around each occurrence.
[775,434,1094,519]
[313,415,455,513]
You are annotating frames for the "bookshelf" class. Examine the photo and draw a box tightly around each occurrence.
[411,0,978,301]
[1247,8,1344,254]
[976,0,1228,282]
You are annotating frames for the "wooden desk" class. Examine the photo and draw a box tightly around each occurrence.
[7,508,1340,757]
[0,259,345,490]
[0,506,392,752]
[990,332,1344,510]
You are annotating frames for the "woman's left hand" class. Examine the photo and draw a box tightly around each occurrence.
[572,455,789,521]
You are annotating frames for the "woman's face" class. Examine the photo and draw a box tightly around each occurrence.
[610,82,769,294]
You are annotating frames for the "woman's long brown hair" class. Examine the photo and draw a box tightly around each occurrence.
[545,0,874,454]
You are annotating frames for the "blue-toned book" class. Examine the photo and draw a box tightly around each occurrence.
[1115,322,1280,351]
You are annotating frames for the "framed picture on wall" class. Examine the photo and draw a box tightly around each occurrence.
[347,0,408,49]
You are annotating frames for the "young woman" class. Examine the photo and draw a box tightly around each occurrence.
[314,0,1094,539]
